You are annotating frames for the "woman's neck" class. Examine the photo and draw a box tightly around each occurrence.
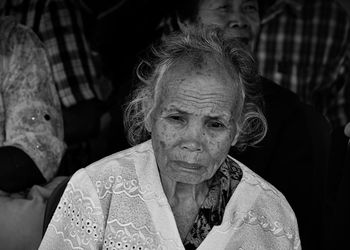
[160,174,208,208]
[159,173,210,241]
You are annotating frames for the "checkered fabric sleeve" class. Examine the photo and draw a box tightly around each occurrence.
[255,0,350,128]
[39,0,97,107]
[0,0,98,107]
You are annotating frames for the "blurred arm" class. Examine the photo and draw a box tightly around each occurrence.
[39,0,98,107]
[0,19,65,191]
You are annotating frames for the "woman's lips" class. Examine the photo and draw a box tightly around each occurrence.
[173,161,203,170]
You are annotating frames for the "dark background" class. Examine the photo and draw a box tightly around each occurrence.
[76,0,173,153]
[81,0,170,92]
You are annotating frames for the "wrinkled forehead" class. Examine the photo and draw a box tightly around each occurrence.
[155,54,245,115]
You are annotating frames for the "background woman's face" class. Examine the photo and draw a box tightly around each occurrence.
[150,58,239,184]
[196,0,260,49]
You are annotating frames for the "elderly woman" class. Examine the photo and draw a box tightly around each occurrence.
[40,28,300,249]
[158,1,332,248]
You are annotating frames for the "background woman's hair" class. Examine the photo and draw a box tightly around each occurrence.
[124,27,267,150]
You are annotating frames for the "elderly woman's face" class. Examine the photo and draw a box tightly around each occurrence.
[196,0,260,49]
[150,59,239,184]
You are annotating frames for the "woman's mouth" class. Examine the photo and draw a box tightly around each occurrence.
[174,161,203,170]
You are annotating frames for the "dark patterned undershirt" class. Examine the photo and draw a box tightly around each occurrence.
[183,157,243,249]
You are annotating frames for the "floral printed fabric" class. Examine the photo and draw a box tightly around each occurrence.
[0,17,65,181]
[184,158,242,249]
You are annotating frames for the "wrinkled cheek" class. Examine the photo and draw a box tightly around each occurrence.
[208,139,231,164]
[152,124,179,157]
[152,138,167,170]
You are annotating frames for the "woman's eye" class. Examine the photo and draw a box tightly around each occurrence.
[167,115,184,123]
[243,4,258,13]
[217,5,229,12]
[207,121,226,129]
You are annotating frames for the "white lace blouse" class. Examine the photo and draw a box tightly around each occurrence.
[40,140,301,250]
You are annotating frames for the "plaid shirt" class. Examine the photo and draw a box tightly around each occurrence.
[255,0,350,128]
[1,0,98,107]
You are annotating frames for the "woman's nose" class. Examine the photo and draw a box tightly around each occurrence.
[181,140,203,152]
[227,12,249,29]
[180,124,204,152]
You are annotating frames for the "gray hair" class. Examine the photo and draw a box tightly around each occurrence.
[124,27,267,150]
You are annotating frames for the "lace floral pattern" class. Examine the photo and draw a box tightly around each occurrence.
[40,141,301,250]
[50,182,104,248]
[103,223,162,250]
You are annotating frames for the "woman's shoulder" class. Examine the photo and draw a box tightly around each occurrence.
[66,141,154,204]
[69,141,154,191]
[226,157,300,247]
[84,140,152,174]
[227,156,297,219]
[236,159,281,195]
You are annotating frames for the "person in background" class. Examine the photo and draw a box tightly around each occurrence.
[256,0,349,131]
[0,0,114,174]
[157,0,331,249]
[39,27,300,250]
[256,0,350,207]
[0,17,66,250]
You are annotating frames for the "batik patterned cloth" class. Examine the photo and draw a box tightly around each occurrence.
[183,159,242,249]
[40,140,301,250]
